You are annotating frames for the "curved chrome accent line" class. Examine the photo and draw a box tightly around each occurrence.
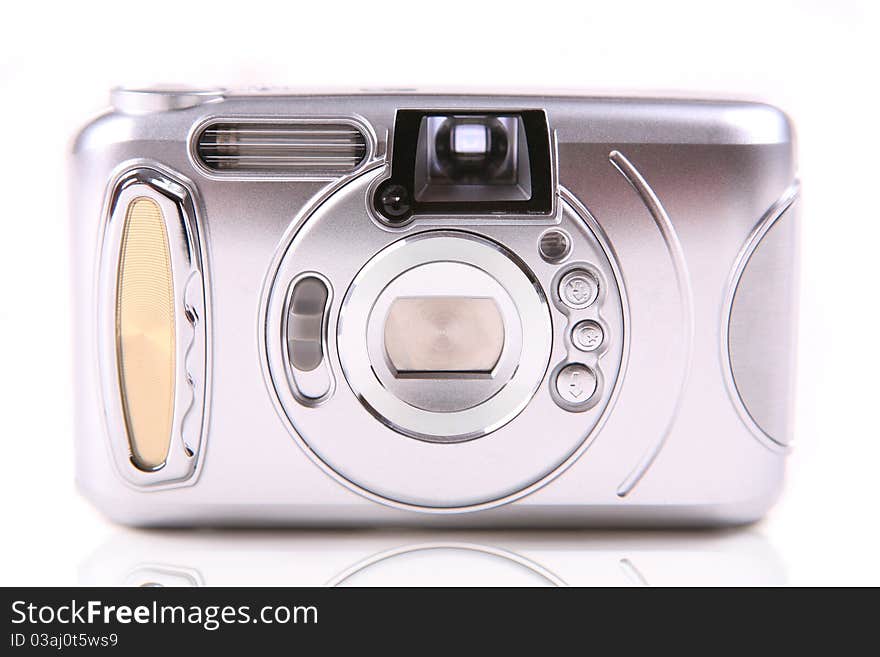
[111,86,225,114]
[609,150,695,498]
[619,558,650,586]
[327,542,567,587]
[124,563,205,587]
[179,271,205,456]
[720,182,800,451]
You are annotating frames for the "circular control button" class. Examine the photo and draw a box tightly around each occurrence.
[554,364,597,405]
[558,269,599,309]
[572,320,604,352]
[538,229,571,263]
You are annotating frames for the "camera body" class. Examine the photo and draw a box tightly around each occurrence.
[71,88,799,526]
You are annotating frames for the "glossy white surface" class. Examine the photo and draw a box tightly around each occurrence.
[1,0,877,584]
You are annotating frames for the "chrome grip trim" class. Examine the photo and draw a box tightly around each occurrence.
[97,167,210,488]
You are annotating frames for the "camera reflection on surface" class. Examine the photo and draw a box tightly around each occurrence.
[80,529,784,587]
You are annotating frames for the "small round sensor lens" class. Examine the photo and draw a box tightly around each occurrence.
[539,229,572,263]
[377,183,412,222]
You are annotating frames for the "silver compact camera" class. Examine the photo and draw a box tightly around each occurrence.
[71,88,799,526]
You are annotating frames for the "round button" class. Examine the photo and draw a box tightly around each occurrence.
[554,364,597,405]
[558,269,599,309]
[572,320,604,352]
[538,229,571,263]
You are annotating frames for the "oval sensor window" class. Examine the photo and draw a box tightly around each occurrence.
[116,196,176,470]
[383,296,504,377]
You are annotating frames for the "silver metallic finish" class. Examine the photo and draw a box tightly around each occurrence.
[724,184,800,447]
[558,269,600,309]
[84,531,785,586]
[572,320,604,352]
[97,168,210,488]
[111,86,225,114]
[609,150,695,498]
[123,564,205,587]
[554,363,598,406]
[261,164,624,510]
[71,91,797,526]
[329,542,566,587]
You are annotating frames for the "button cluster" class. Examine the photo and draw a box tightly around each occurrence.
[548,263,609,412]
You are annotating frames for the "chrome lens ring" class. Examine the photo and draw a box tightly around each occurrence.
[366,261,523,414]
[337,231,552,442]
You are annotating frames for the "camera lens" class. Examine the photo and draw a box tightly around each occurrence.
[384,296,505,375]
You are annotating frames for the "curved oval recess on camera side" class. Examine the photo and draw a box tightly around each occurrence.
[723,184,799,448]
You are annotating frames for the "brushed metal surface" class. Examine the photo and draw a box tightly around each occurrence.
[70,91,798,526]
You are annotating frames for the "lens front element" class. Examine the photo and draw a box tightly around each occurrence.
[384,296,505,376]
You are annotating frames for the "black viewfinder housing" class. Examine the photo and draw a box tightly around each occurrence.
[375,110,552,223]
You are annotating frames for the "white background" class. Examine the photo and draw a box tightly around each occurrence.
[1,1,877,586]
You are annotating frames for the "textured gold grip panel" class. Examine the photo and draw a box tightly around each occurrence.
[116,197,176,470]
